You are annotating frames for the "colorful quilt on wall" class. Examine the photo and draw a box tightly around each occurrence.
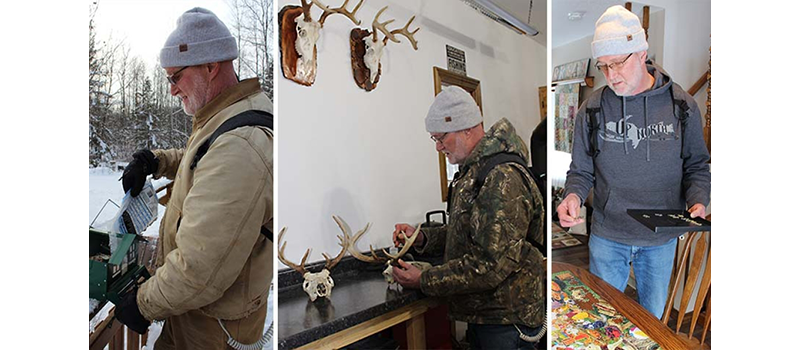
[554,83,579,153]
[552,270,661,350]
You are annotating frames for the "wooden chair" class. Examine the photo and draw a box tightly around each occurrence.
[662,226,711,349]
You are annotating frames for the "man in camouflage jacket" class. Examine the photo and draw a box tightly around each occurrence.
[392,86,545,349]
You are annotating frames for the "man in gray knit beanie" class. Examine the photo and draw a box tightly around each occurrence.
[390,85,547,349]
[157,7,241,116]
[557,4,711,320]
[117,7,274,350]
[590,4,652,96]
[424,86,485,165]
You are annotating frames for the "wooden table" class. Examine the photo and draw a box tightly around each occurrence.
[294,298,437,350]
[552,262,696,350]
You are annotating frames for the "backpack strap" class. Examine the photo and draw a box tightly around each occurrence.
[472,152,546,255]
[191,110,273,170]
[260,226,273,242]
[446,173,455,216]
[189,110,273,170]
[189,109,274,241]
[669,84,691,155]
[475,153,533,193]
[585,86,606,158]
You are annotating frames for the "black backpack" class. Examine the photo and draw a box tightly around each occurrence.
[585,83,691,159]
[190,109,274,241]
[447,152,547,256]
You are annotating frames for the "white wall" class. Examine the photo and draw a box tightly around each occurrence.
[276,0,546,267]
[551,1,709,185]
[644,0,709,128]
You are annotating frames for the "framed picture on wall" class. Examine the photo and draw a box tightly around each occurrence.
[432,67,482,202]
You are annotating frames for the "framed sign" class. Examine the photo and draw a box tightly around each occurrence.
[446,45,467,76]
[552,58,590,82]
[432,67,482,202]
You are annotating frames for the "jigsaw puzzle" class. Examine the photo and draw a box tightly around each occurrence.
[552,270,661,350]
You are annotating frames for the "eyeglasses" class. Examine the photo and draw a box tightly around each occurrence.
[595,53,633,74]
[166,66,190,85]
[430,133,449,144]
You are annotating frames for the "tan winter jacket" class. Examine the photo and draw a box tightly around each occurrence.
[137,78,274,321]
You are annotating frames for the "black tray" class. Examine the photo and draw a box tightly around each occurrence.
[627,209,711,234]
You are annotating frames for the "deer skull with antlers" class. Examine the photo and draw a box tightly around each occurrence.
[350,6,419,91]
[280,0,364,86]
[333,216,431,284]
[277,219,349,301]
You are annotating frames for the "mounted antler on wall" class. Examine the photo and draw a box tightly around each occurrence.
[277,218,349,301]
[350,6,420,91]
[279,0,365,86]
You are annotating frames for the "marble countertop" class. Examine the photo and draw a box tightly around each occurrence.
[277,254,441,350]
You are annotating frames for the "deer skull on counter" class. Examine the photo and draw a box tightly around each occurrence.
[277,220,349,301]
[333,216,431,285]
[279,0,364,86]
[350,6,419,91]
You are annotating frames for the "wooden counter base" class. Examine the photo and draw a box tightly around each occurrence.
[296,298,438,350]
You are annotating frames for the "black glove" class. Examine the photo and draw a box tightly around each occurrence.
[114,289,151,334]
[122,149,159,197]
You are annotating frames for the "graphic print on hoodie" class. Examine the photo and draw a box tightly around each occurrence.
[564,63,710,247]
[600,115,677,150]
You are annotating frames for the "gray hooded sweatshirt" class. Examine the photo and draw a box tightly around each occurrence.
[565,63,710,246]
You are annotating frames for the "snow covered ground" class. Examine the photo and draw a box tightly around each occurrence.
[90,167,274,349]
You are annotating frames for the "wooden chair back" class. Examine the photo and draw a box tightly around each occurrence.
[662,228,711,348]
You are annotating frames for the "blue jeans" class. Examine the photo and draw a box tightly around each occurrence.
[466,323,542,350]
[589,234,677,319]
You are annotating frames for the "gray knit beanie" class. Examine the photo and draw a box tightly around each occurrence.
[425,86,482,133]
[160,8,238,68]
[591,5,648,59]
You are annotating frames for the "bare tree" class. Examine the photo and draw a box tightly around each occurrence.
[89,2,118,166]
[91,2,260,167]
[228,0,274,99]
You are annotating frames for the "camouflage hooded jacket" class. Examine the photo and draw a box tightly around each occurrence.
[417,118,545,327]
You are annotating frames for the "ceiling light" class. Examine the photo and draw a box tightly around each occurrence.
[467,0,539,36]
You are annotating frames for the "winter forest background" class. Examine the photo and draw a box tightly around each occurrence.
[88,0,274,167]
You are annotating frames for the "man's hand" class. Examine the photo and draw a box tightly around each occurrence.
[122,149,159,197]
[393,223,425,248]
[392,259,422,289]
[114,289,151,334]
[688,203,707,219]
[557,193,585,227]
